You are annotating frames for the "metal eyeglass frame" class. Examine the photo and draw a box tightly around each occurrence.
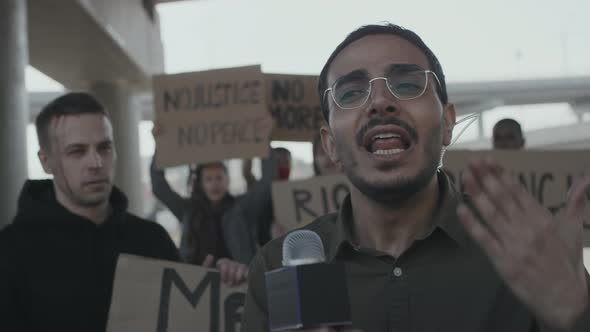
[323,70,442,110]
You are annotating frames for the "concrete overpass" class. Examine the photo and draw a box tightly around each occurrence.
[448,76,590,149]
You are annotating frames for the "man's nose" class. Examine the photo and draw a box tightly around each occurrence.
[364,78,400,116]
[89,150,103,168]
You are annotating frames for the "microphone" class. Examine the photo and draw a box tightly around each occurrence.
[265,230,352,331]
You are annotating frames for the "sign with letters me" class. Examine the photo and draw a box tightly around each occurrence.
[107,254,246,332]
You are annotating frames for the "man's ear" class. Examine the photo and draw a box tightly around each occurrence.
[38,149,54,175]
[442,103,457,147]
[320,126,340,164]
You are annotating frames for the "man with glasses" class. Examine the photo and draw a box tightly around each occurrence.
[242,23,590,332]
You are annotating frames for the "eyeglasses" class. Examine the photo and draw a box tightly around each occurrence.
[323,65,442,110]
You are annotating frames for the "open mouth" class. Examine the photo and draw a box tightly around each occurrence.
[362,126,413,156]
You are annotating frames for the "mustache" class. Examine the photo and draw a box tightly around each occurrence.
[356,116,419,146]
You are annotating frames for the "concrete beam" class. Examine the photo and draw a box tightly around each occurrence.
[452,121,590,150]
[28,0,164,90]
[449,76,590,115]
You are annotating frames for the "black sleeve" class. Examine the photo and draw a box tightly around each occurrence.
[150,157,187,222]
[151,222,181,262]
[0,227,25,331]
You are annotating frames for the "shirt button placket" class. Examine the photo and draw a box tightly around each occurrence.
[389,265,407,331]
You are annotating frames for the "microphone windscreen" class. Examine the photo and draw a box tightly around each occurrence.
[282,230,326,266]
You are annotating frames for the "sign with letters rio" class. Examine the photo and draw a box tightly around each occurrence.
[107,254,246,332]
[153,65,273,168]
[265,73,324,142]
[272,174,350,231]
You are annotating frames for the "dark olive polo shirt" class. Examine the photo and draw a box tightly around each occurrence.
[242,173,590,332]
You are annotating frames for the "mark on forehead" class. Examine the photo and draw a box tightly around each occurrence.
[47,114,111,150]
[49,115,69,148]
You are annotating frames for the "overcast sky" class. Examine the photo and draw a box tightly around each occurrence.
[157,0,590,80]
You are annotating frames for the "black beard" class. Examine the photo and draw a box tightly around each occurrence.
[345,154,439,206]
[336,126,442,207]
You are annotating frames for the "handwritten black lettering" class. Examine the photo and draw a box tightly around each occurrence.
[320,186,329,215]
[293,189,317,222]
[162,81,261,112]
[157,268,220,332]
[538,173,554,205]
[332,183,350,211]
[177,118,266,148]
[224,293,245,332]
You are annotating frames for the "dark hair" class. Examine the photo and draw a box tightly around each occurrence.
[273,147,292,157]
[318,23,448,122]
[185,161,234,264]
[189,162,228,197]
[188,163,233,231]
[35,92,109,151]
[493,118,523,136]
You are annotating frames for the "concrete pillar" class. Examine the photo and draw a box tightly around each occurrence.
[90,81,144,216]
[0,0,29,228]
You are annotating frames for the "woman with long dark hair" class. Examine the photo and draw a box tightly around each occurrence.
[151,158,250,285]
[180,162,234,264]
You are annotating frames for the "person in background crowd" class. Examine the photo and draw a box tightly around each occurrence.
[0,92,180,332]
[492,118,525,150]
[150,124,249,286]
[273,147,292,181]
[222,147,292,263]
[242,158,257,191]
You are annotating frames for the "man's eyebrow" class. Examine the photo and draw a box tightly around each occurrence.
[385,63,425,73]
[64,143,86,150]
[97,139,113,146]
[332,69,369,84]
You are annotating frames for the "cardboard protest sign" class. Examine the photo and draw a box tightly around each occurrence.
[266,74,324,141]
[443,150,590,245]
[272,174,350,231]
[153,65,273,168]
[107,254,246,332]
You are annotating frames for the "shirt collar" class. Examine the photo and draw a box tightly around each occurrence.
[327,170,469,261]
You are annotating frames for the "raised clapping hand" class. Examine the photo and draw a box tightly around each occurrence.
[457,158,590,329]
